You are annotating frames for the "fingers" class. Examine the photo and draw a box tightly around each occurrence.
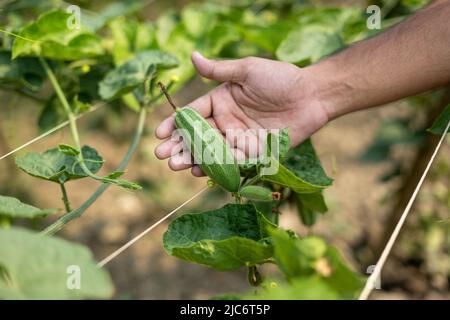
[191,165,205,177]
[192,51,249,83]
[168,152,193,171]
[156,139,193,171]
[156,138,246,180]
[188,92,213,119]
[230,147,246,162]
[226,129,264,158]
[155,116,218,159]
[155,139,180,160]
[155,113,176,139]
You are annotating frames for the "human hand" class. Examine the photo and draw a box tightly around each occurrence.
[154,52,330,176]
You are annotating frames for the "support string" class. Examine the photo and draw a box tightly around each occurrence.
[0,103,104,161]
[97,186,208,268]
[359,119,450,300]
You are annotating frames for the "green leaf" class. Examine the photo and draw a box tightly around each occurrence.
[0,50,45,91]
[260,138,331,194]
[243,134,330,194]
[239,21,293,54]
[108,17,157,65]
[105,171,125,179]
[103,178,142,190]
[296,191,328,213]
[98,50,178,100]
[276,25,343,65]
[267,128,290,162]
[284,139,333,187]
[297,7,362,31]
[270,229,327,278]
[163,204,274,270]
[295,192,328,227]
[0,195,58,219]
[15,145,103,184]
[82,1,143,32]
[239,128,290,176]
[269,229,364,299]
[157,25,197,91]
[155,10,178,47]
[401,0,430,10]
[72,96,91,114]
[99,60,154,100]
[135,50,179,69]
[103,171,141,190]
[0,227,113,299]
[12,10,104,60]
[203,24,240,56]
[58,144,80,156]
[324,247,366,299]
[260,160,328,194]
[252,200,278,224]
[38,97,66,133]
[428,104,450,135]
[181,3,217,38]
[238,160,258,177]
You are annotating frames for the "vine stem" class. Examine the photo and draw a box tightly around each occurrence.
[38,57,107,184]
[39,57,81,147]
[41,107,147,236]
[59,183,72,213]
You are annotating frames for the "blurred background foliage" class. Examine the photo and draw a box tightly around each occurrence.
[0,0,448,299]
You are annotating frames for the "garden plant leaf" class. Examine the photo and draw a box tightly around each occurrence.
[295,191,328,226]
[428,104,450,135]
[0,51,45,91]
[15,145,104,184]
[12,10,104,60]
[98,50,178,100]
[0,196,58,219]
[276,25,343,65]
[0,228,113,299]
[269,229,365,299]
[163,204,274,270]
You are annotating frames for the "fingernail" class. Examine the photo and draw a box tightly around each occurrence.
[192,51,204,60]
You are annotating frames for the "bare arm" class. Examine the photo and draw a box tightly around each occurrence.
[310,0,450,120]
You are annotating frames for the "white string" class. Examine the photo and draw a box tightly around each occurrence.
[0,103,104,161]
[97,186,209,268]
[359,119,450,300]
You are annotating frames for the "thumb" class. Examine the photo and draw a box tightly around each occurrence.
[191,51,248,83]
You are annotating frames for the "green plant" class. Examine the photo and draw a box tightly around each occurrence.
[0,0,440,300]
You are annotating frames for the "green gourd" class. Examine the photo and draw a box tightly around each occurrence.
[159,83,240,192]
[239,185,280,202]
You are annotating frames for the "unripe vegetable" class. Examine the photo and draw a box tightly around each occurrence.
[159,83,240,192]
[239,185,280,202]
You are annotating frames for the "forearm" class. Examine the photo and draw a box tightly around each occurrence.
[306,0,450,120]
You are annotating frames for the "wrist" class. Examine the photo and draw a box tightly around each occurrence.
[302,58,356,121]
